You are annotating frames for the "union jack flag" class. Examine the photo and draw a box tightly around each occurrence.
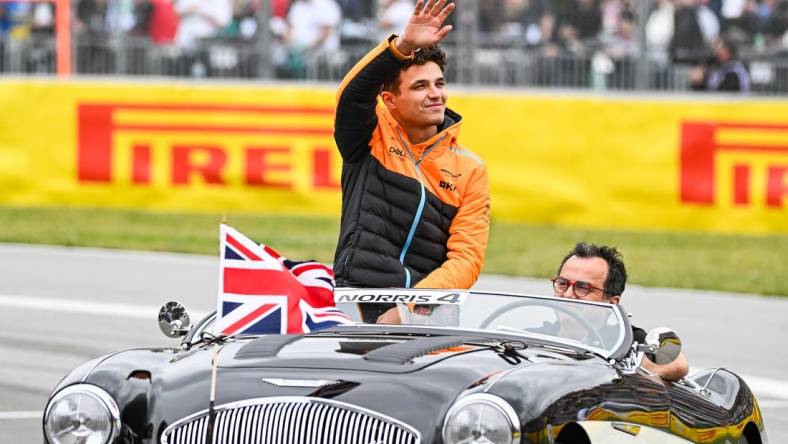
[215,224,352,336]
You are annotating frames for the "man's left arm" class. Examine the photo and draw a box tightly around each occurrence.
[642,351,689,382]
[415,163,490,289]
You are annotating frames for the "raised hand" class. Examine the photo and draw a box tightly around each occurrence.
[397,0,455,54]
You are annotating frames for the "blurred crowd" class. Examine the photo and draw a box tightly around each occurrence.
[479,0,788,57]
[1,0,786,91]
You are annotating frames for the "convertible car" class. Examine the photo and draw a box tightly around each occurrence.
[43,289,766,444]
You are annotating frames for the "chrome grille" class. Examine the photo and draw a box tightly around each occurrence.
[162,397,420,444]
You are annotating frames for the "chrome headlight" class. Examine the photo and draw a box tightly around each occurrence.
[43,384,120,444]
[442,393,520,444]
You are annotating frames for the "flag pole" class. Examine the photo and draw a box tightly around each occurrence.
[206,343,221,444]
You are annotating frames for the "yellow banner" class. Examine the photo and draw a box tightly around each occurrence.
[0,80,786,234]
[0,80,342,215]
[454,93,788,234]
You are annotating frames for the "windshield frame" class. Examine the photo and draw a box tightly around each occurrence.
[185,290,635,361]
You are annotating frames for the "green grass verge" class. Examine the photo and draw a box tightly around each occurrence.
[0,207,785,296]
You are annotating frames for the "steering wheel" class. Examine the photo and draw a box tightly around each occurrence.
[478,300,606,347]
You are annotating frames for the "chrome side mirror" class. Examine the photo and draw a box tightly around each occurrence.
[158,301,191,338]
[643,327,682,365]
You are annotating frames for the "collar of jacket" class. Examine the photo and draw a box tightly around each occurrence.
[377,103,463,159]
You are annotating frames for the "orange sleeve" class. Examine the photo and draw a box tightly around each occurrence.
[415,163,490,289]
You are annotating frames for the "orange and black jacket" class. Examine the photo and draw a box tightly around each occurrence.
[333,37,490,297]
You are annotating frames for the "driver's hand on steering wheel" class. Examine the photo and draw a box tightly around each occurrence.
[376,307,402,324]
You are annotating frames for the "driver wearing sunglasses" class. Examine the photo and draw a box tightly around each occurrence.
[551,242,689,382]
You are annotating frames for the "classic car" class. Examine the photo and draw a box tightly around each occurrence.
[43,288,766,444]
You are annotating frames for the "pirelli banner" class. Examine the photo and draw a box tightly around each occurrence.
[0,80,786,234]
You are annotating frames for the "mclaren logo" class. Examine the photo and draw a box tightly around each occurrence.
[440,168,462,180]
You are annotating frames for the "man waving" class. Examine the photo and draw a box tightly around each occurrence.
[332,0,491,323]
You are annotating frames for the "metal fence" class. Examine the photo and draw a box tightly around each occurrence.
[1,27,786,95]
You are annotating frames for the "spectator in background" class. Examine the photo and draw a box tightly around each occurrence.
[26,1,55,72]
[273,0,291,18]
[601,9,638,87]
[282,0,341,77]
[646,0,675,55]
[563,0,603,41]
[722,0,760,44]
[124,0,178,45]
[30,2,54,35]
[764,0,788,48]
[691,37,750,91]
[645,0,675,87]
[0,3,32,40]
[670,0,709,62]
[553,0,602,54]
[603,9,638,60]
[76,0,113,73]
[286,0,342,53]
[478,0,505,34]
[336,0,373,21]
[226,0,262,41]
[378,0,413,41]
[697,0,721,44]
[173,0,233,51]
[77,0,109,34]
[147,0,178,45]
[600,0,632,36]
[104,0,136,34]
[722,0,747,21]
[508,0,550,46]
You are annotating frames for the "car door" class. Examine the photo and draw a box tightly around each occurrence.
[615,372,673,433]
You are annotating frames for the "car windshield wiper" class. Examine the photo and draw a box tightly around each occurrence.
[187,331,239,349]
[541,343,610,361]
[307,328,408,337]
[494,326,610,361]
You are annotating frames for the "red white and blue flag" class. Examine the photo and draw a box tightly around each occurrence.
[215,224,352,336]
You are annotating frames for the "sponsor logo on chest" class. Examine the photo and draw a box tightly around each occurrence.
[388,146,406,158]
[439,180,456,192]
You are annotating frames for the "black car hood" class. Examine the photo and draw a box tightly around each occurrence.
[218,334,499,372]
[61,332,610,443]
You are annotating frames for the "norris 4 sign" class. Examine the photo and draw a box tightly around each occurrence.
[0,80,785,234]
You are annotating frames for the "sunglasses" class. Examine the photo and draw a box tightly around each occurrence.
[550,276,609,297]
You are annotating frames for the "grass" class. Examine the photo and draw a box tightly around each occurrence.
[0,206,785,296]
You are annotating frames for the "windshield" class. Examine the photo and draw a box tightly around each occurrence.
[190,289,631,359]
[334,289,630,358]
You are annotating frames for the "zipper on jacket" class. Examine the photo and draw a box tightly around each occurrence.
[396,130,446,288]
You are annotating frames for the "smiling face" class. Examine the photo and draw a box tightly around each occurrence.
[381,61,447,135]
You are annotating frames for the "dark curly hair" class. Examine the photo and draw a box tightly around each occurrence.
[557,242,628,298]
[382,45,449,94]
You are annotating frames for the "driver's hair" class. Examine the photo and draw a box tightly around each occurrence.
[382,45,449,95]
[557,242,627,298]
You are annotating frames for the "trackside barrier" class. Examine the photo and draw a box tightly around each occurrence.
[0,80,785,234]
